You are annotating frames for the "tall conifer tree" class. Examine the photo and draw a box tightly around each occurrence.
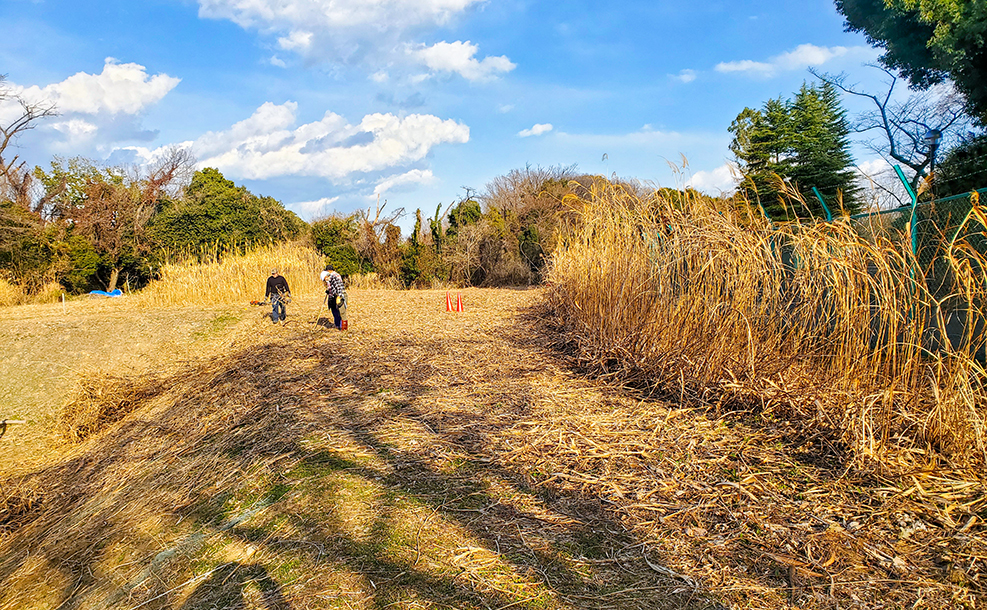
[730,82,860,221]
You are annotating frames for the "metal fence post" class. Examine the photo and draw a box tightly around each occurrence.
[892,165,919,257]
[811,187,833,221]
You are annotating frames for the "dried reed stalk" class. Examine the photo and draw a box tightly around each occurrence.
[548,180,987,472]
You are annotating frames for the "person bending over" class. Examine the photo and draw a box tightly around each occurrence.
[320,264,346,329]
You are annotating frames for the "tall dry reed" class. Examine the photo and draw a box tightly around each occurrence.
[136,242,325,308]
[548,179,987,472]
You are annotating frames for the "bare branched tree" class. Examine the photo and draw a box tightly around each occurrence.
[810,66,973,196]
[355,194,405,273]
[0,75,57,251]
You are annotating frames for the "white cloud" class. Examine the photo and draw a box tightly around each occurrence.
[291,196,340,216]
[195,0,503,79]
[411,41,515,81]
[9,58,179,116]
[50,119,99,146]
[0,58,179,153]
[373,169,435,195]
[269,55,287,68]
[183,101,469,181]
[671,69,697,83]
[856,158,894,178]
[370,71,390,83]
[715,44,874,77]
[497,104,515,113]
[686,163,739,194]
[278,30,313,51]
[518,123,553,138]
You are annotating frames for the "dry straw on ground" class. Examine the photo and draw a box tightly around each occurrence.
[0,288,983,608]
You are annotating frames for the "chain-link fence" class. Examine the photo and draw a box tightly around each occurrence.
[848,188,987,360]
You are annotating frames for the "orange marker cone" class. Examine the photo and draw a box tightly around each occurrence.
[456,292,464,312]
[446,291,453,312]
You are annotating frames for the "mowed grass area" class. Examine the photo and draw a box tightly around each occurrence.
[1,289,710,610]
[0,289,981,608]
[0,297,248,476]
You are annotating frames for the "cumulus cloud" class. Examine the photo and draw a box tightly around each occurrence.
[518,123,553,138]
[291,196,340,216]
[0,58,179,151]
[7,58,179,116]
[195,0,507,80]
[373,169,435,195]
[715,44,874,77]
[411,41,516,81]
[686,163,739,194]
[174,101,470,181]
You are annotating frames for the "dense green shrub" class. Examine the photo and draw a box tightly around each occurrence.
[151,168,305,251]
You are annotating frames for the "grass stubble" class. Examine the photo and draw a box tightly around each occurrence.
[0,185,985,608]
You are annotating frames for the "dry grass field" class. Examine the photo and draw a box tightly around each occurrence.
[0,297,243,477]
[0,287,983,609]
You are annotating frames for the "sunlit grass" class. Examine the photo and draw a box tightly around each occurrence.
[548,179,987,471]
[136,242,325,308]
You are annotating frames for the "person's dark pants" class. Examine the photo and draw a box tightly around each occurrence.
[271,295,286,323]
[328,298,341,329]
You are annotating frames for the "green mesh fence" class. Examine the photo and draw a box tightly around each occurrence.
[848,188,987,360]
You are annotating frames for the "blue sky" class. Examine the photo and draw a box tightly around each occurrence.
[1,0,894,231]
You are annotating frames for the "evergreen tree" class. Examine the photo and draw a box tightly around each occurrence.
[788,82,860,216]
[729,82,860,221]
[836,0,987,124]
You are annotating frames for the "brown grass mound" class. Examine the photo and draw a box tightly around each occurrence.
[56,370,167,443]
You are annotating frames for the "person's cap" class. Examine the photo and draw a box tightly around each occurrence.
[271,268,278,274]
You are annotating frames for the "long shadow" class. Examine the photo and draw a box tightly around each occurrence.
[0,321,720,610]
[178,563,288,610]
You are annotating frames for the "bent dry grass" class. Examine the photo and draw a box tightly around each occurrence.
[1,288,983,608]
[550,179,987,472]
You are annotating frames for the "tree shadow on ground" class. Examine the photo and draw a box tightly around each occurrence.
[0,320,721,610]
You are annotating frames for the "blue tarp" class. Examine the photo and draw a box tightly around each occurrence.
[89,289,123,297]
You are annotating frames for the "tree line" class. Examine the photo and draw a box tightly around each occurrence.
[4,0,985,296]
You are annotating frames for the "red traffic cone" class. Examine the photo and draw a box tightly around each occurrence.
[446,291,453,312]
[456,292,464,312]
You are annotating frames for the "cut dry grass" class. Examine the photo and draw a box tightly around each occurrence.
[55,370,166,443]
[137,241,326,307]
[1,288,983,609]
[0,289,710,610]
